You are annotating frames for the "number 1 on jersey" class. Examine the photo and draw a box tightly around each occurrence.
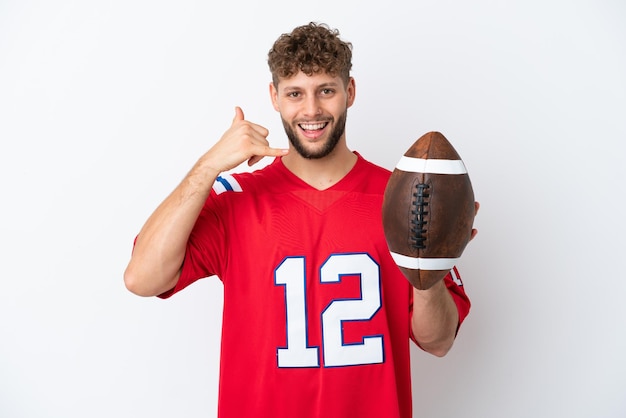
[275,257,320,367]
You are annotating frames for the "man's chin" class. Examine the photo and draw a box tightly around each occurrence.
[295,144,330,160]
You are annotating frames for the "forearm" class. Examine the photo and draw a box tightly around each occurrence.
[411,280,459,357]
[124,161,219,297]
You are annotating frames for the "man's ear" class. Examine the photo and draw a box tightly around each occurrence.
[269,82,280,111]
[346,77,356,108]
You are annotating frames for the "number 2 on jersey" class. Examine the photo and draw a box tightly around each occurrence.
[275,253,384,368]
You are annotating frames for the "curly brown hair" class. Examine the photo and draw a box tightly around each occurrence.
[267,22,353,87]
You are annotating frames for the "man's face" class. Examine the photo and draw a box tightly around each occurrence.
[270,71,355,159]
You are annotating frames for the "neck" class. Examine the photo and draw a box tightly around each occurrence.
[282,143,358,190]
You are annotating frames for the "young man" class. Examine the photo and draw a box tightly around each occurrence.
[125,22,474,418]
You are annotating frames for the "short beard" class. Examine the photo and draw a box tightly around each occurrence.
[282,110,347,159]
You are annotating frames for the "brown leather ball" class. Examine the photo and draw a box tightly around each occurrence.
[382,131,475,289]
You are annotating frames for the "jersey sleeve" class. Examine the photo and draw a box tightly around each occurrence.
[409,266,471,345]
[158,189,228,299]
[445,266,471,329]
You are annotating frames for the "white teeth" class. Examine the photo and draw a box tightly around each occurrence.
[300,123,326,130]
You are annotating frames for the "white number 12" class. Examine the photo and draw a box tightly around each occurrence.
[275,253,384,368]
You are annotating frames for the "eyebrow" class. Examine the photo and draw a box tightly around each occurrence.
[282,82,341,92]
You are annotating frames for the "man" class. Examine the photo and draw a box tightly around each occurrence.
[125,22,474,418]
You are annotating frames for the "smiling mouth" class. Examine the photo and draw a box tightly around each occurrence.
[299,122,328,131]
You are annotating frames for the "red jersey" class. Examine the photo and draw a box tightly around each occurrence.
[160,154,470,418]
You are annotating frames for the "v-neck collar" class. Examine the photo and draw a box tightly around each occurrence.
[273,152,365,193]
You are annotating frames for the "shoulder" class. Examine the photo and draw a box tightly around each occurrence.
[353,153,392,192]
[358,155,391,177]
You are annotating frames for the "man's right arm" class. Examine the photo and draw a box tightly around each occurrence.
[123,107,288,297]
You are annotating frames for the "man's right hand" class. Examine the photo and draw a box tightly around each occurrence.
[199,107,289,177]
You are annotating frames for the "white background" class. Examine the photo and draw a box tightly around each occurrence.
[1,0,625,417]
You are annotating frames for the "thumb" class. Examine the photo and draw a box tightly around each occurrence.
[233,106,245,123]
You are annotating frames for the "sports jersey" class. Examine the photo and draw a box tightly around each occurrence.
[160,153,471,418]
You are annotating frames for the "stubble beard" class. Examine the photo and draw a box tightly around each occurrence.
[282,110,348,160]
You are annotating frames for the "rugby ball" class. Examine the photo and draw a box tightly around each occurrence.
[382,131,474,290]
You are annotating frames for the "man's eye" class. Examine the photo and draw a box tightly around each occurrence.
[288,92,300,98]
[321,89,334,95]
